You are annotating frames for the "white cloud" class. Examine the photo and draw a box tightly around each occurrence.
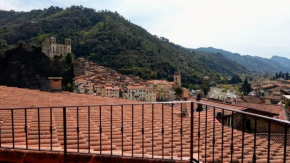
[1,0,290,58]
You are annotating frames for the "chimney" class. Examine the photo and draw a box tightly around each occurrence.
[48,77,63,92]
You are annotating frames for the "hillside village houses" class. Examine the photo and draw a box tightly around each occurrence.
[73,57,182,102]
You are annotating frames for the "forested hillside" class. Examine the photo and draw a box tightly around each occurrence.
[0,6,248,86]
[0,43,73,89]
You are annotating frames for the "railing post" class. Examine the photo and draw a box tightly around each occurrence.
[63,107,67,163]
[190,102,194,162]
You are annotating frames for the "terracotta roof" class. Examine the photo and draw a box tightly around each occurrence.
[0,86,290,162]
[257,133,290,146]
[235,102,286,120]
[241,95,261,103]
[263,95,281,101]
[105,87,120,90]
[127,86,146,90]
[147,80,169,85]
[75,78,87,83]
[261,84,276,90]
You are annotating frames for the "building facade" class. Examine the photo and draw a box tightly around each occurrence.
[104,87,120,98]
[145,88,156,102]
[124,86,146,101]
[42,37,72,59]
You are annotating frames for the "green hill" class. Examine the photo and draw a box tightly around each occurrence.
[0,43,73,89]
[0,6,248,86]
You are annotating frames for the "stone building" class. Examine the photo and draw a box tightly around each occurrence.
[173,70,181,88]
[42,37,72,59]
[74,57,86,76]
[145,87,156,102]
[123,86,146,101]
[104,87,120,98]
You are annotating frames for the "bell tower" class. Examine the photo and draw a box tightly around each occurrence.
[173,70,181,87]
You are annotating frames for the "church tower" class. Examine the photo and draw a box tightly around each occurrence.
[173,70,181,87]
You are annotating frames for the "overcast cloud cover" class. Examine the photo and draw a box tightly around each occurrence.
[1,0,290,59]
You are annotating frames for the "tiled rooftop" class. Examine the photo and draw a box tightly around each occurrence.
[0,86,290,162]
[235,102,286,120]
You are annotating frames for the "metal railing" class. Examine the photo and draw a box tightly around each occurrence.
[0,101,289,163]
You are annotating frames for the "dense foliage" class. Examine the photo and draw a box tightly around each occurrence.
[230,75,242,84]
[0,6,249,86]
[0,43,73,90]
[240,78,252,95]
[274,71,290,80]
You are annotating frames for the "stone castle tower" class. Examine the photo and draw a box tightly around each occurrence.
[42,37,71,59]
[173,70,181,87]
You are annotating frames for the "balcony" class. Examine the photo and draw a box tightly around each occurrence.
[0,101,289,163]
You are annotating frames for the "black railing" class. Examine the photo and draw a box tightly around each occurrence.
[0,101,289,163]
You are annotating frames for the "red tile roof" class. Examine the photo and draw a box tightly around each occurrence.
[235,102,286,120]
[241,96,261,103]
[0,86,289,162]
[127,86,146,90]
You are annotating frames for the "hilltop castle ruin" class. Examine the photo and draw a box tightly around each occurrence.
[42,37,71,59]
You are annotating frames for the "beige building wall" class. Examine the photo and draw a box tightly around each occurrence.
[42,37,72,59]
[145,90,156,102]
[125,86,146,101]
[105,87,120,98]
[94,86,104,96]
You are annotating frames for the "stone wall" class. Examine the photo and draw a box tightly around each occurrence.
[233,113,285,133]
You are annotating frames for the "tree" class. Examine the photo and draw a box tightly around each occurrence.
[174,87,183,97]
[66,53,73,64]
[230,75,242,84]
[201,82,210,96]
[241,78,252,95]
[67,83,73,92]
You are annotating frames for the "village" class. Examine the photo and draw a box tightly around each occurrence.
[1,3,290,162]
[73,57,188,102]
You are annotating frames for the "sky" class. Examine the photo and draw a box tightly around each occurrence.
[1,0,290,59]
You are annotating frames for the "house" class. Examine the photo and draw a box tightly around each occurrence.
[282,95,290,105]
[104,86,120,98]
[147,80,174,101]
[124,86,146,101]
[94,85,104,96]
[227,102,286,133]
[145,87,156,102]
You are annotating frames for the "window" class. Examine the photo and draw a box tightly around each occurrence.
[245,119,251,131]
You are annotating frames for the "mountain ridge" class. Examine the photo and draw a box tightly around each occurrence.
[0,6,249,86]
[196,47,290,73]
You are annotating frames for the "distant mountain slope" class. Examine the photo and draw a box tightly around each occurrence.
[0,6,248,86]
[190,51,248,75]
[271,56,290,71]
[196,47,290,73]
